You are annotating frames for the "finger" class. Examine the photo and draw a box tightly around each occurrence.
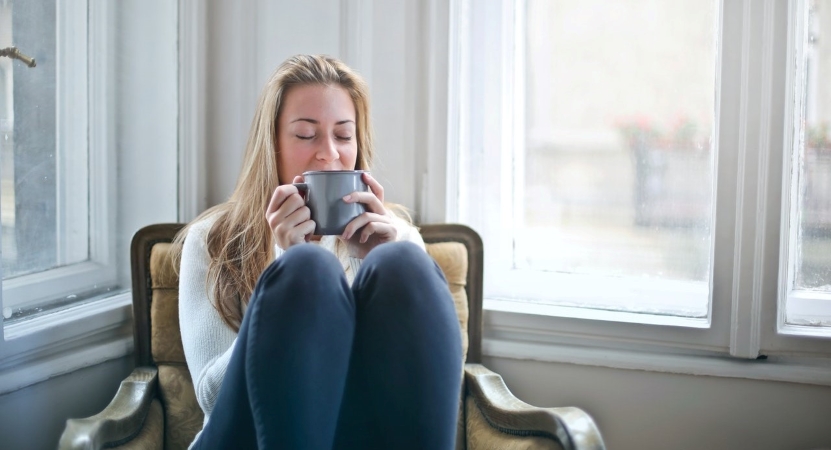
[341,212,391,240]
[275,216,315,249]
[343,190,386,214]
[362,172,385,203]
[268,207,308,241]
[293,219,316,242]
[267,193,307,229]
[358,222,397,244]
[266,184,300,216]
[282,220,315,248]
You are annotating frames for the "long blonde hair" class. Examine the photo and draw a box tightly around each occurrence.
[173,54,375,332]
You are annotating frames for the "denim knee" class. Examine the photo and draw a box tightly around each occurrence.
[249,244,346,310]
[363,241,439,278]
[259,244,341,283]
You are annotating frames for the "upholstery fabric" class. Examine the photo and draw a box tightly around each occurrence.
[110,399,164,450]
[157,364,204,449]
[456,380,467,450]
[151,242,180,289]
[465,395,564,450]
[151,243,187,365]
[425,242,470,361]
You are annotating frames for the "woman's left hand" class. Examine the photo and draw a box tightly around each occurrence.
[340,172,398,259]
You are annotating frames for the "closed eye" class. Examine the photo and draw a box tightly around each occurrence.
[296,135,314,140]
[336,135,353,141]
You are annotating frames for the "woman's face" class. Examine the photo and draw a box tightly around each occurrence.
[276,83,358,184]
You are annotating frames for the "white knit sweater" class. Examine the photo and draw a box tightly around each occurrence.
[179,214,424,447]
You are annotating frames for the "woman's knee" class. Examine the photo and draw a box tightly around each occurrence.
[363,241,441,281]
[261,244,340,280]
[355,242,450,306]
[246,244,353,325]
[253,244,345,301]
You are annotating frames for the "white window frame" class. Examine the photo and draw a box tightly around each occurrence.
[2,0,117,312]
[777,0,831,336]
[0,0,183,395]
[437,0,831,384]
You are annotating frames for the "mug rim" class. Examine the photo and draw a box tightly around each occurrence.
[302,169,369,176]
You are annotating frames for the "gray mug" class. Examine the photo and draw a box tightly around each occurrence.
[293,170,370,235]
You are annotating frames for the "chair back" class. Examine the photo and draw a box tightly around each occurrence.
[129,223,484,449]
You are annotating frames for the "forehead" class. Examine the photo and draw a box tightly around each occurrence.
[280,83,355,122]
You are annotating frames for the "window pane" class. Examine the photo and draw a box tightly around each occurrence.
[1,0,80,280]
[520,0,717,315]
[1,0,57,278]
[795,0,831,293]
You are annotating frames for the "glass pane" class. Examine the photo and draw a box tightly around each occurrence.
[1,0,60,279]
[522,1,716,302]
[795,0,831,292]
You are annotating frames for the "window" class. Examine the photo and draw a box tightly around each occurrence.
[459,0,718,322]
[0,0,179,394]
[1,0,118,319]
[782,0,831,330]
[449,0,831,360]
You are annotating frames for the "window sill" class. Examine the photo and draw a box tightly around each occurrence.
[0,293,133,395]
[486,297,710,328]
[484,301,831,387]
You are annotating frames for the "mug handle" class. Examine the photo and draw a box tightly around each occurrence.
[292,182,309,202]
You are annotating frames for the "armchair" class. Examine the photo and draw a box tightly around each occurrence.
[59,223,605,449]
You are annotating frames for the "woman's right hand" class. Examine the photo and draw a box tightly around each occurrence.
[266,175,315,250]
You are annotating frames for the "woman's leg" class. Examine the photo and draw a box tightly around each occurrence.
[193,244,355,449]
[334,241,463,449]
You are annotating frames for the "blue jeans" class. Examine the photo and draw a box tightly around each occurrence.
[192,241,463,449]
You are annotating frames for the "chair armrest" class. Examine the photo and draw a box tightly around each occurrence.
[464,363,606,450]
[58,366,159,450]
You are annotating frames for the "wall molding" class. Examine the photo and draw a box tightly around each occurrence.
[339,0,373,89]
[178,0,207,222]
[485,337,831,388]
[0,294,133,394]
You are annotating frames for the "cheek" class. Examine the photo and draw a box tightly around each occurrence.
[279,142,309,167]
[276,141,307,182]
[343,143,359,168]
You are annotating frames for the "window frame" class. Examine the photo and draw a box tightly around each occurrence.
[439,0,831,378]
[2,0,118,312]
[777,0,831,337]
[0,0,183,395]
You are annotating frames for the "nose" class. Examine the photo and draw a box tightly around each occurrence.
[315,137,340,164]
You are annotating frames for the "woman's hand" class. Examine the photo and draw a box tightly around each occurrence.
[341,173,398,259]
[266,175,315,250]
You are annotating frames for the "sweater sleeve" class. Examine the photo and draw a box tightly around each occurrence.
[178,218,238,417]
[393,214,426,250]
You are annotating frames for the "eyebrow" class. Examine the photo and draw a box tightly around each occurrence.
[290,118,355,125]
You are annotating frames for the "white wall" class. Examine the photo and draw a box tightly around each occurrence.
[0,357,132,450]
[486,356,831,450]
[204,0,424,214]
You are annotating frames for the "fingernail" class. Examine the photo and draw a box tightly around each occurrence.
[343,194,351,202]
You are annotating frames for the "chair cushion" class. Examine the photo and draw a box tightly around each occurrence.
[150,243,187,365]
[425,241,470,361]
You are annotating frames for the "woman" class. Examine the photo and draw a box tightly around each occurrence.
[175,54,462,449]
